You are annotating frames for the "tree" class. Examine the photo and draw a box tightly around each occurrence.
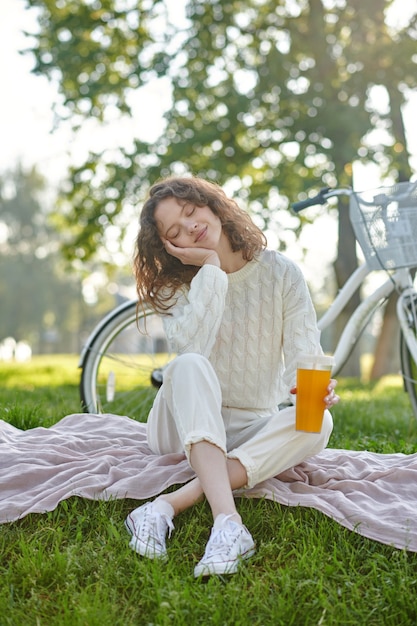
[0,165,113,353]
[351,4,416,378]
[24,0,417,372]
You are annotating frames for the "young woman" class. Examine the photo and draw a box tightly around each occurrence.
[125,176,339,577]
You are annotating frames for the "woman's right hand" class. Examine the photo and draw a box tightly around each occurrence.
[163,239,221,268]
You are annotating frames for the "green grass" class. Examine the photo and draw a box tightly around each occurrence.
[1,357,417,625]
[0,355,83,429]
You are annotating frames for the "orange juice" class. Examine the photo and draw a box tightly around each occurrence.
[295,355,334,433]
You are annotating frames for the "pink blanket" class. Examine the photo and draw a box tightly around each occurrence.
[1,413,416,551]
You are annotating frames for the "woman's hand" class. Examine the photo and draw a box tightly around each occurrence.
[163,239,221,268]
[324,379,340,409]
[290,378,340,409]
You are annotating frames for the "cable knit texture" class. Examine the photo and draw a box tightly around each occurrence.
[162,249,322,410]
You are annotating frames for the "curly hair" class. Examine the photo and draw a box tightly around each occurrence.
[133,176,267,313]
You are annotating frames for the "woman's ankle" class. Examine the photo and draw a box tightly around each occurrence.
[214,511,242,526]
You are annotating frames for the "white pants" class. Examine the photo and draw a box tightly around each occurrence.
[147,353,333,488]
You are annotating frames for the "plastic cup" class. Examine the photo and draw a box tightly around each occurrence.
[295,354,335,433]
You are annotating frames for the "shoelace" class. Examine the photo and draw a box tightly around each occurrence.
[203,517,242,559]
[141,510,174,545]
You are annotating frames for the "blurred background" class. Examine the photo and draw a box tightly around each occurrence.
[0,0,416,377]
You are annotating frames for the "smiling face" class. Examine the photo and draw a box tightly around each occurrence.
[154,196,225,250]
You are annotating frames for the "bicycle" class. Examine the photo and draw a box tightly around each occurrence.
[79,180,417,420]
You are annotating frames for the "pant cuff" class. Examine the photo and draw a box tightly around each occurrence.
[227,449,258,489]
[183,431,227,465]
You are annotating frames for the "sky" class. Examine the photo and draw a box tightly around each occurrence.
[0,0,416,291]
[0,0,69,178]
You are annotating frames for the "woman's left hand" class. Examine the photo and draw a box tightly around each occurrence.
[324,379,340,409]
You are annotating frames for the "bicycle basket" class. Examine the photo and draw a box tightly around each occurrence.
[349,181,417,270]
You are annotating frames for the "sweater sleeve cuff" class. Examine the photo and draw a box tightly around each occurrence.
[192,263,228,288]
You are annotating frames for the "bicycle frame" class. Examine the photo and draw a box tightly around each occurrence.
[318,263,416,376]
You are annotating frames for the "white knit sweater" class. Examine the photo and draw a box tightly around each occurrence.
[162,249,323,411]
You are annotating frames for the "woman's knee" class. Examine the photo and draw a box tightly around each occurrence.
[165,352,211,377]
[163,352,223,419]
[165,353,221,392]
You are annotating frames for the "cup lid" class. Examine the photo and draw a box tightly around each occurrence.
[297,354,335,368]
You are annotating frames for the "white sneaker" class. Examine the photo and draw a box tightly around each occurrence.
[125,502,174,559]
[194,514,256,577]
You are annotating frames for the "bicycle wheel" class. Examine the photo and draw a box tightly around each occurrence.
[79,300,174,420]
[399,294,417,420]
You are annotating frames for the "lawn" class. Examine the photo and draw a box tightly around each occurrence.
[1,357,417,626]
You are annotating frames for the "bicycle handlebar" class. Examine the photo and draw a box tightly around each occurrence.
[292,180,417,214]
[292,186,352,213]
[291,188,333,213]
